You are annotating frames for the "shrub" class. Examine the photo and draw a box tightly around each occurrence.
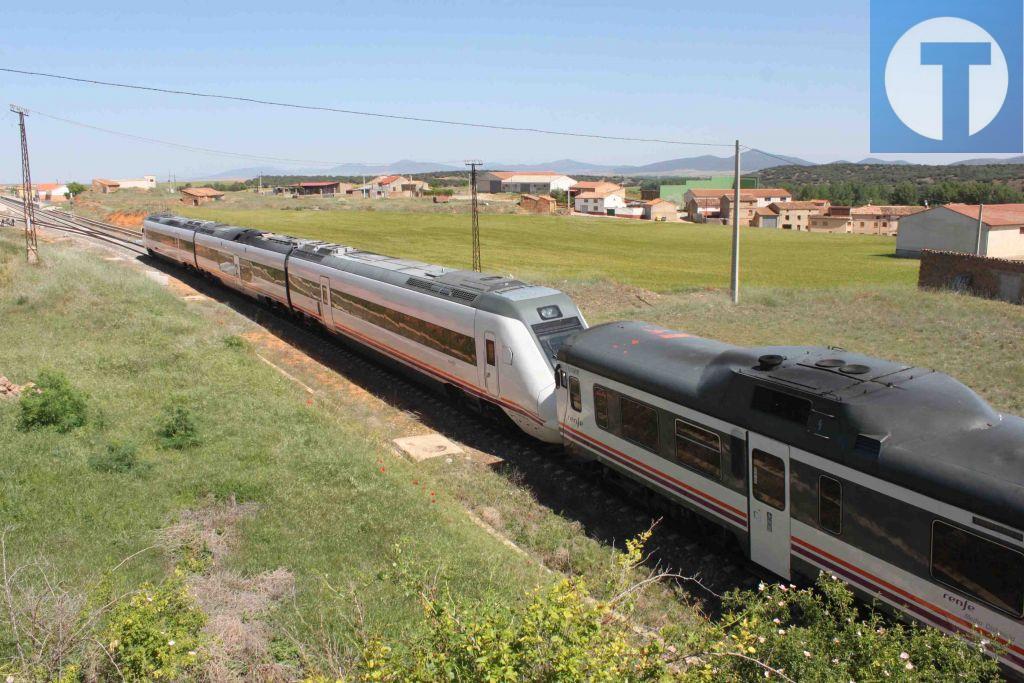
[100,576,206,681]
[17,370,88,433]
[684,574,1001,682]
[157,400,200,450]
[88,441,140,474]
[357,578,667,681]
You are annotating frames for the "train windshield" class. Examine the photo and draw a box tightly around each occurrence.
[532,316,584,363]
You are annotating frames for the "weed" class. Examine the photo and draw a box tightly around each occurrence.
[157,399,200,450]
[100,576,206,681]
[222,335,247,350]
[17,370,88,433]
[88,441,141,474]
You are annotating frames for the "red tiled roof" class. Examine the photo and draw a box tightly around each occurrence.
[375,175,402,185]
[180,187,225,197]
[754,207,778,216]
[850,205,927,217]
[92,178,120,187]
[770,201,826,211]
[35,183,64,191]
[944,203,1024,226]
[644,198,674,206]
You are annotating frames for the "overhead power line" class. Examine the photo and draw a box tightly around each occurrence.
[27,109,369,166]
[0,67,735,148]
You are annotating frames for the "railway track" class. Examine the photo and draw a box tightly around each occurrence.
[0,201,765,612]
[0,196,146,255]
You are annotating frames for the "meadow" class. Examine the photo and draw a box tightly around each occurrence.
[183,205,916,291]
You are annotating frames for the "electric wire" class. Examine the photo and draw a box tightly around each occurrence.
[1,67,735,148]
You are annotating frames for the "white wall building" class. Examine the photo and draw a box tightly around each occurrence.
[896,204,1024,258]
[574,190,627,215]
[478,171,576,194]
[116,175,158,190]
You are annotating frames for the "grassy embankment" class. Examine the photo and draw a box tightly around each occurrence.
[0,234,547,666]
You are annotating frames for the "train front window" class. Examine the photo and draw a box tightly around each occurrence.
[931,521,1024,617]
[531,316,583,363]
[568,376,581,412]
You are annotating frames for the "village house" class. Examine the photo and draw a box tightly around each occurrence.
[766,201,829,231]
[365,175,430,198]
[574,188,627,215]
[683,189,730,221]
[286,181,354,197]
[519,194,557,214]
[92,179,120,194]
[91,175,157,193]
[641,198,678,221]
[477,171,576,195]
[570,181,624,198]
[807,205,925,235]
[16,182,70,202]
[897,204,1024,259]
[849,205,926,235]
[752,207,779,228]
[179,187,225,206]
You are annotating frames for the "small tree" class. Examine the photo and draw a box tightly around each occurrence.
[65,182,87,198]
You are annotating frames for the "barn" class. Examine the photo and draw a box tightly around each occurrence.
[896,204,1024,259]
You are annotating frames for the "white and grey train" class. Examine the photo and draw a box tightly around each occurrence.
[144,215,1024,674]
[143,214,584,443]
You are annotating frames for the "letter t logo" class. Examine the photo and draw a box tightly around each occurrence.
[921,42,992,143]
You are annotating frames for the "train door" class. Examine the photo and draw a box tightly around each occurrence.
[748,433,792,579]
[319,276,334,327]
[483,332,499,397]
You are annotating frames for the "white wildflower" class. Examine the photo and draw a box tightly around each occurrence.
[773,618,781,624]
[777,600,786,607]
[758,582,766,592]
[905,662,914,670]
[899,652,910,661]
[803,650,812,658]
[832,658,840,664]
[779,584,788,592]
[758,636,766,644]
[168,639,175,646]
[7,676,14,683]
[778,629,786,635]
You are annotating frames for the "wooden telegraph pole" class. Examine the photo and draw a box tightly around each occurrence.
[730,140,740,303]
[11,105,39,264]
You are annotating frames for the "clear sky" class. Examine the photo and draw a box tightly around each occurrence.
[0,0,1016,182]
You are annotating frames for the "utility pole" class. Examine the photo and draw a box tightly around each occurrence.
[465,160,482,272]
[11,105,38,264]
[975,204,985,256]
[730,140,741,303]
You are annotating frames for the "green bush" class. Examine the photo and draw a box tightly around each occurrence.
[356,573,1000,682]
[88,441,141,474]
[357,578,666,681]
[157,400,200,450]
[222,334,247,350]
[684,574,1000,682]
[17,370,88,433]
[100,576,206,681]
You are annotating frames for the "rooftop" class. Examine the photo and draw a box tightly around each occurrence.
[943,204,1024,226]
[850,204,927,217]
[180,187,225,198]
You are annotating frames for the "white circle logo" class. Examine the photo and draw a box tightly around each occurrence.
[885,17,1008,139]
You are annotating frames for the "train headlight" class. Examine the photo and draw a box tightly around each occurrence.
[537,305,562,320]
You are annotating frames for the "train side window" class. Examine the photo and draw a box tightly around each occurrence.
[568,377,581,412]
[818,476,842,534]
[620,395,659,453]
[673,418,722,479]
[594,386,610,430]
[931,521,1024,617]
[486,339,496,366]
[752,450,786,510]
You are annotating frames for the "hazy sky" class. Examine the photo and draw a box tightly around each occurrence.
[1,0,1017,182]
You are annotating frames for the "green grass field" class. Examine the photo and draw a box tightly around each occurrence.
[182,207,917,292]
[0,235,546,668]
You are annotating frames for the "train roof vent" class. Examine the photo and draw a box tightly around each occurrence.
[815,358,846,368]
[840,364,871,375]
[450,289,479,302]
[853,434,884,459]
[406,277,479,303]
[757,354,786,371]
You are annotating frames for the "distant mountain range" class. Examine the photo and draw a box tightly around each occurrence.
[202,152,1024,180]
